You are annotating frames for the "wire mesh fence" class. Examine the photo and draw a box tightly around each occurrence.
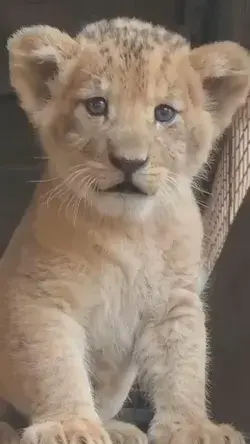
[203,96,250,273]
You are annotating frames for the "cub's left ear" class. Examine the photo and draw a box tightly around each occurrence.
[190,42,250,139]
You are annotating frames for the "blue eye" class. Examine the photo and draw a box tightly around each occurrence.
[154,104,177,123]
[84,97,108,116]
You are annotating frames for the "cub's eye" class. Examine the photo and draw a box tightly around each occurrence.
[84,97,108,116]
[154,104,177,124]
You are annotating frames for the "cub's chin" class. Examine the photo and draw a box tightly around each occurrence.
[89,189,155,221]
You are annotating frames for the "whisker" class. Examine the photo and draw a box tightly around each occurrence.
[50,185,70,211]
[69,174,97,225]
[72,175,93,224]
[29,177,58,184]
[69,164,91,172]
[46,170,87,204]
[65,192,78,221]
[58,189,73,216]
[33,156,49,160]
[83,176,98,213]
[43,182,65,207]
[192,180,211,196]
[72,195,82,227]
[69,163,107,173]
[42,170,85,208]
[65,173,94,220]
[165,176,178,189]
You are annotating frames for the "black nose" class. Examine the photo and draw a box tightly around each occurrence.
[109,153,148,174]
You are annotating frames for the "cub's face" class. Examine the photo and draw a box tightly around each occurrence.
[8,18,250,219]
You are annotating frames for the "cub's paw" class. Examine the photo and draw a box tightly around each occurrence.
[0,422,20,443]
[20,419,112,444]
[106,420,148,444]
[154,421,245,444]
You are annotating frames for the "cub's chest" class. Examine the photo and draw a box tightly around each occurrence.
[84,233,171,340]
[96,230,171,289]
[62,230,172,381]
[53,228,172,318]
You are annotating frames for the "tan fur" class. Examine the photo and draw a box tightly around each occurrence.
[1,17,249,444]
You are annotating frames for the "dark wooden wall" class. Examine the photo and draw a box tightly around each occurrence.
[208,190,250,434]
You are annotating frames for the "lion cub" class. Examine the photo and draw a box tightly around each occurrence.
[0,17,249,444]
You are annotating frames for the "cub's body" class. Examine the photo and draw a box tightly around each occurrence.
[0,183,202,419]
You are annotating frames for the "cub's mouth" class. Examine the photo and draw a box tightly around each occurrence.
[101,180,147,196]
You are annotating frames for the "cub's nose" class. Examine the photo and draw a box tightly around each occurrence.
[108,153,148,174]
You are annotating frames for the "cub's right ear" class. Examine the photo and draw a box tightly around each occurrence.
[8,26,79,116]
[190,42,250,140]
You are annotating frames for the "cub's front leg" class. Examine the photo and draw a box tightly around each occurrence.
[136,285,244,444]
[0,304,111,444]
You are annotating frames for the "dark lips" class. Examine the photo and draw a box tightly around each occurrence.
[102,180,147,195]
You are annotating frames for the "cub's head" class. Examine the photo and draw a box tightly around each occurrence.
[8,18,250,220]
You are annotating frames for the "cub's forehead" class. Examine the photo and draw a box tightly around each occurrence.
[75,18,190,99]
[80,18,186,51]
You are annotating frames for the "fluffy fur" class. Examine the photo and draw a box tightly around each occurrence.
[0,17,249,444]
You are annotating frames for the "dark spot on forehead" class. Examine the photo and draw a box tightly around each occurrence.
[99,47,110,56]
[107,55,113,66]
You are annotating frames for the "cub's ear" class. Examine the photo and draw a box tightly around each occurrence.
[7,26,79,115]
[190,41,250,139]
